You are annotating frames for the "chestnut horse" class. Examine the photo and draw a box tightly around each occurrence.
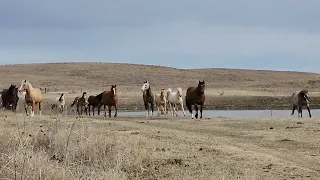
[18,80,43,117]
[102,85,118,118]
[185,81,206,119]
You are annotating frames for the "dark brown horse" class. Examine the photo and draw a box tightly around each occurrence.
[1,84,19,111]
[141,81,155,118]
[71,92,87,117]
[185,81,206,119]
[88,93,103,116]
[102,85,118,118]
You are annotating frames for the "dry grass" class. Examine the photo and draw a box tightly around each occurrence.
[1,110,320,179]
[1,62,320,92]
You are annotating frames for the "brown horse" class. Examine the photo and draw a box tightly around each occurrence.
[102,85,118,118]
[18,80,43,117]
[185,81,206,119]
[71,92,87,117]
[141,81,155,118]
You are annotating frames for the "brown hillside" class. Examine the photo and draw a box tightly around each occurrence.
[1,62,320,92]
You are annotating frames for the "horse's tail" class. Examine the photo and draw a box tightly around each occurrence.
[70,98,78,107]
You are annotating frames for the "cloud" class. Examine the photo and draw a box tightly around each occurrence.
[0,0,319,72]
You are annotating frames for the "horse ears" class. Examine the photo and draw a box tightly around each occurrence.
[24,80,26,83]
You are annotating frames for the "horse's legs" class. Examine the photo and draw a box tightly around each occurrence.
[114,104,118,117]
[168,102,173,116]
[181,103,186,116]
[144,102,149,118]
[150,102,154,118]
[39,102,42,116]
[88,105,91,116]
[307,105,312,118]
[194,105,199,119]
[24,102,28,116]
[31,102,35,117]
[108,105,111,118]
[98,104,102,116]
[164,102,167,116]
[157,104,160,117]
[172,103,178,117]
[200,104,203,119]
[298,106,302,118]
[291,105,297,115]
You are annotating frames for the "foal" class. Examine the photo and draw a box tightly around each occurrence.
[155,89,167,116]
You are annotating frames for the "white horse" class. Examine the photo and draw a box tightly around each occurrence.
[167,87,186,117]
[155,89,167,116]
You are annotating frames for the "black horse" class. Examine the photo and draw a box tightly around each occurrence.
[1,84,19,111]
[87,93,103,116]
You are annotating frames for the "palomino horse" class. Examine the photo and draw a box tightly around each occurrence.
[1,84,19,111]
[291,90,311,118]
[18,80,43,117]
[88,93,103,116]
[167,87,186,117]
[155,88,167,116]
[102,85,118,118]
[185,81,206,119]
[141,81,155,118]
[71,92,87,117]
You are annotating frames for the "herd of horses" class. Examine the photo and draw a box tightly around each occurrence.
[0,79,313,119]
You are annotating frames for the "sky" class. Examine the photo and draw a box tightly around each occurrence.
[0,0,320,72]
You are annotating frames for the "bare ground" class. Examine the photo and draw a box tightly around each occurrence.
[2,62,320,111]
[1,111,320,180]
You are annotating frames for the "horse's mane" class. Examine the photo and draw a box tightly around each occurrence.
[58,94,64,102]
[300,89,308,95]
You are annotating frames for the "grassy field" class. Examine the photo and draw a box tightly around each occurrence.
[1,63,320,179]
[0,111,320,179]
[2,62,320,111]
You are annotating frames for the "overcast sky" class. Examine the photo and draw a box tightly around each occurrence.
[0,0,319,72]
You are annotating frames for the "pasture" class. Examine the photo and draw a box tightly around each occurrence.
[0,112,320,179]
[1,62,320,179]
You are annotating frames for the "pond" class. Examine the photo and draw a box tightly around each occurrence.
[115,109,317,119]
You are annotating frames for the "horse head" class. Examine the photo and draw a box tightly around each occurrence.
[197,80,205,94]
[177,87,183,97]
[59,93,65,102]
[82,92,87,99]
[18,80,28,92]
[111,85,117,97]
[8,84,16,95]
[299,89,310,104]
[141,81,150,92]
